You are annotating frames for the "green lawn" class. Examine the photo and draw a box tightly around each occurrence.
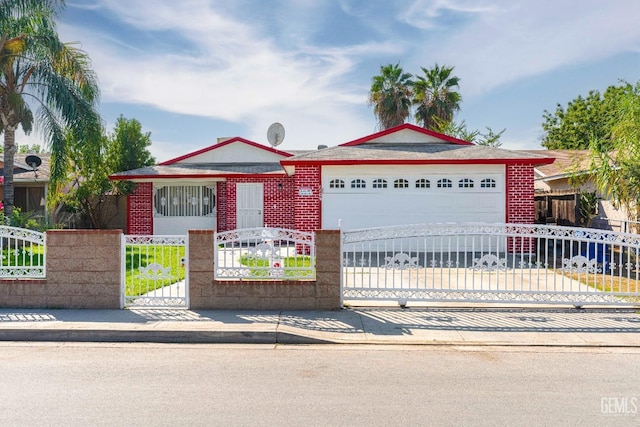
[239,254,314,278]
[124,245,185,296]
[1,245,45,267]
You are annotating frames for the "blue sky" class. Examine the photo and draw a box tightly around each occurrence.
[21,0,640,162]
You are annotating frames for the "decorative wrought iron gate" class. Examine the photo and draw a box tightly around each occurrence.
[342,223,640,307]
[0,226,46,278]
[215,228,315,280]
[121,235,188,308]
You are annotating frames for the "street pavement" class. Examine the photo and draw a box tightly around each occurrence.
[0,305,639,346]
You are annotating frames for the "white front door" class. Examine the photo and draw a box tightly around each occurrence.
[236,183,264,228]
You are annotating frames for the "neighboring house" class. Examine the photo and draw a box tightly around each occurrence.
[524,149,633,229]
[0,152,49,215]
[110,124,554,235]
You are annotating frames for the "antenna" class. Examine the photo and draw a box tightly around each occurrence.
[267,122,285,147]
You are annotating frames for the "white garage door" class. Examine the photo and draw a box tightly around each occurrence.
[321,166,505,231]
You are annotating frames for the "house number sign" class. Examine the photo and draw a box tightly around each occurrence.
[298,188,313,196]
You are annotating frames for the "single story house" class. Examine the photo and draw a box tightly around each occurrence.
[0,152,49,215]
[525,149,635,230]
[110,124,554,235]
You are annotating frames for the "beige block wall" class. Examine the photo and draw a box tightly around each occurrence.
[189,229,342,310]
[0,228,341,310]
[0,230,122,309]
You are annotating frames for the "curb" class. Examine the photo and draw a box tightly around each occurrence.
[2,328,640,347]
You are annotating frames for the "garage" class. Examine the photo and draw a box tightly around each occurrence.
[322,164,505,230]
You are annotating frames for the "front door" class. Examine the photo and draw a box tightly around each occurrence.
[236,183,264,228]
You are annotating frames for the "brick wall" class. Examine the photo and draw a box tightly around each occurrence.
[189,229,341,310]
[0,230,121,308]
[294,165,322,232]
[506,163,536,252]
[216,182,227,232]
[127,182,153,235]
[220,177,295,232]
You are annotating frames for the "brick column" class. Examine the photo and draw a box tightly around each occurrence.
[294,165,321,232]
[314,229,341,309]
[506,163,535,252]
[127,182,153,234]
[187,230,215,309]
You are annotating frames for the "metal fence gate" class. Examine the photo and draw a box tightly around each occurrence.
[215,227,315,280]
[342,223,640,307]
[122,235,188,308]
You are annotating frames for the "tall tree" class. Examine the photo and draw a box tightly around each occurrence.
[541,84,627,150]
[413,63,461,130]
[368,63,413,130]
[53,116,155,229]
[586,82,640,217]
[433,117,505,147]
[0,0,100,219]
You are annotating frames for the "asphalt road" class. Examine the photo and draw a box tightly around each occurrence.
[0,343,638,426]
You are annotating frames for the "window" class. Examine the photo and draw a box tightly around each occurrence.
[372,179,387,189]
[393,179,409,189]
[459,178,474,188]
[481,178,496,188]
[415,179,431,188]
[350,179,366,189]
[437,178,452,188]
[154,185,216,217]
[329,179,345,189]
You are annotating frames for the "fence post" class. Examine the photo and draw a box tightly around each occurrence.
[315,229,342,309]
[187,230,215,309]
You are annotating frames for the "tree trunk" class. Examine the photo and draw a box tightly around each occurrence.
[3,128,16,223]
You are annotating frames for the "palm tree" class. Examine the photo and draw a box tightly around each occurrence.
[368,63,413,130]
[413,63,461,131]
[0,0,100,220]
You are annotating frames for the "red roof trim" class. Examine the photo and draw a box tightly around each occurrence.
[159,137,294,165]
[340,123,475,147]
[109,172,290,181]
[280,157,556,167]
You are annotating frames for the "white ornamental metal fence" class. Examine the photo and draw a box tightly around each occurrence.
[342,223,640,307]
[0,226,46,278]
[122,235,188,308]
[215,228,315,280]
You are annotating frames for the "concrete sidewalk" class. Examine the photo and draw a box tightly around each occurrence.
[1,306,639,346]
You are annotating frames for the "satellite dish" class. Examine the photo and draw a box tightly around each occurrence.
[25,154,42,179]
[25,154,42,169]
[267,122,285,147]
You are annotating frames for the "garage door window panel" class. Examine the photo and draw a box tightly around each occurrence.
[437,179,452,188]
[394,179,409,189]
[351,179,366,189]
[415,179,430,188]
[372,179,387,189]
[459,178,474,188]
[481,178,496,188]
[329,179,345,189]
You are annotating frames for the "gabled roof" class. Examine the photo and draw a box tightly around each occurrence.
[110,136,295,181]
[281,124,555,174]
[340,123,474,146]
[160,136,294,165]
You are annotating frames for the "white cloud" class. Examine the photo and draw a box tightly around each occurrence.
[400,0,499,29]
[61,1,376,120]
[403,0,640,96]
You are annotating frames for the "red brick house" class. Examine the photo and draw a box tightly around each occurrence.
[110,124,554,235]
